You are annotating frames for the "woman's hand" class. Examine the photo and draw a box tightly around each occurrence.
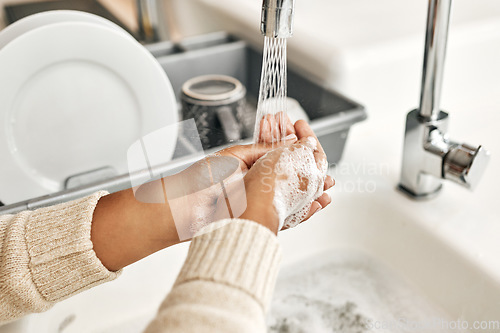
[256,112,296,143]
[91,139,291,271]
[240,120,334,234]
[164,136,300,238]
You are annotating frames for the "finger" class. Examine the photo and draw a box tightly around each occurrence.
[223,138,296,169]
[316,192,331,209]
[294,120,324,153]
[269,115,280,142]
[286,121,295,136]
[259,113,295,143]
[294,119,315,140]
[301,201,322,222]
[258,116,265,142]
[259,115,273,143]
[286,116,295,136]
[324,175,335,190]
[294,120,326,168]
[276,111,295,137]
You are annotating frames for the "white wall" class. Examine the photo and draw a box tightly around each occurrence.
[0,0,221,39]
[0,0,136,29]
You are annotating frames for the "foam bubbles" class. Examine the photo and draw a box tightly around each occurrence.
[268,250,460,333]
[273,139,328,230]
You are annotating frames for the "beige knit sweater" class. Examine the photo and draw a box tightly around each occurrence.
[0,192,282,332]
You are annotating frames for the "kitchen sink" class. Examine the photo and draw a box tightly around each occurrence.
[272,166,500,332]
[2,163,499,333]
[1,22,499,333]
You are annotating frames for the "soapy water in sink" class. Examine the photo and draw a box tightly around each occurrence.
[268,250,464,333]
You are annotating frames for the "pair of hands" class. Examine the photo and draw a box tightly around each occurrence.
[131,116,334,238]
[91,117,334,271]
[215,117,334,234]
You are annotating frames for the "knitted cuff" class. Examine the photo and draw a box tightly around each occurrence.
[174,219,282,311]
[25,191,120,302]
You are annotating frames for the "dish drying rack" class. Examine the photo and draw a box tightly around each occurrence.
[0,32,366,214]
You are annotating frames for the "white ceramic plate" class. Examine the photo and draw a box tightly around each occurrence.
[0,22,178,204]
[0,10,131,50]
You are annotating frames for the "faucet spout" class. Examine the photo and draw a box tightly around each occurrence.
[261,0,296,38]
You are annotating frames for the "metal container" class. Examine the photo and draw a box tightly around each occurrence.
[181,74,246,149]
[0,32,367,214]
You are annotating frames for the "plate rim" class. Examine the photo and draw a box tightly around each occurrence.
[0,9,132,50]
[0,21,178,204]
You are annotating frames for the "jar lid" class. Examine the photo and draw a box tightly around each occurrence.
[182,75,246,104]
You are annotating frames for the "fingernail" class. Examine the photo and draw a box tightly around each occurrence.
[326,176,335,188]
[325,178,331,187]
[284,134,297,141]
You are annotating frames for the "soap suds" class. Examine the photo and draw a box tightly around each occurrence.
[268,250,463,333]
[272,138,328,230]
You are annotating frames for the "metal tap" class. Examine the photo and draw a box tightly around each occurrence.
[261,0,296,38]
[398,0,490,199]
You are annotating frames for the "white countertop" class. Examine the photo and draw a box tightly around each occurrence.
[337,11,500,274]
[197,0,500,88]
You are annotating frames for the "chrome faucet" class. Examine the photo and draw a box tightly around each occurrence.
[136,0,169,43]
[398,0,490,199]
[261,0,296,38]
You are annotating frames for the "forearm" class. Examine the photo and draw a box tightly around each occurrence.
[91,185,181,271]
[90,156,259,272]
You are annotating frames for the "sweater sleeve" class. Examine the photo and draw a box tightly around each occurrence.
[0,191,120,324]
[144,219,282,333]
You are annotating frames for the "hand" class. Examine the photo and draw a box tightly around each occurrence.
[91,138,296,271]
[288,120,334,224]
[91,118,333,271]
[151,135,299,238]
[256,112,296,143]
[240,120,334,234]
[255,114,334,226]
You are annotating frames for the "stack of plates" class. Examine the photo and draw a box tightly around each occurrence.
[0,11,178,205]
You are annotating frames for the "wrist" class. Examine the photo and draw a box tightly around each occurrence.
[240,205,280,235]
[92,187,180,271]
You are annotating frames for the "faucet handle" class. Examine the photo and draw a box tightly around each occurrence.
[443,143,490,190]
